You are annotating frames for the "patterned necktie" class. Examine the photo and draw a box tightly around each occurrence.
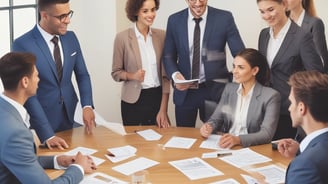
[51,36,63,81]
[192,17,202,79]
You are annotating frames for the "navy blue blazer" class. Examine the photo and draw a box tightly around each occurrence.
[258,21,323,115]
[286,131,328,184]
[12,25,94,142]
[0,97,83,184]
[163,6,245,105]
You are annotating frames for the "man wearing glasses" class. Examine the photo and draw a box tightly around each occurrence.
[12,0,95,150]
[163,0,245,127]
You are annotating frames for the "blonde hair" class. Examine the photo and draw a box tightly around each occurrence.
[303,0,317,17]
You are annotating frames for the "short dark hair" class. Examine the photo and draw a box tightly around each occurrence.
[289,71,328,122]
[0,52,36,91]
[125,0,160,22]
[235,48,270,86]
[38,0,69,11]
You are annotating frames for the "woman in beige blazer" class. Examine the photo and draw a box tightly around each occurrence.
[112,0,170,127]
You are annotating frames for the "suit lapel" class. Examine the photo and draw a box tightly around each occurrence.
[301,13,311,31]
[246,82,261,127]
[128,28,142,69]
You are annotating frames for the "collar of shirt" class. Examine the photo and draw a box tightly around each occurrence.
[134,23,152,39]
[296,9,305,27]
[0,93,30,128]
[188,6,208,23]
[269,18,291,40]
[236,83,255,98]
[299,127,328,153]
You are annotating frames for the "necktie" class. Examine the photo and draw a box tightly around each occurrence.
[192,17,202,79]
[51,36,63,81]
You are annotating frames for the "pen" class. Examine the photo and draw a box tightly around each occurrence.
[107,152,115,157]
[217,153,232,157]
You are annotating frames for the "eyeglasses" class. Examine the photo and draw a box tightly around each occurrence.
[188,0,206,3]
[50,10,74,22]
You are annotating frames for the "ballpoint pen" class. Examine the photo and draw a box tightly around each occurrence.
[217,153,232,157]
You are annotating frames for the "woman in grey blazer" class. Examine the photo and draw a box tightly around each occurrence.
[200,48,281,148]
[112,0,170,128]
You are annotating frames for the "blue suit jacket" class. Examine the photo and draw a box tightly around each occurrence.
[286,131,328,184]
[163,6,245,105]
[12,25,94,142]
[208,82,281,147]
[258,21,323,115]
[0,97,83,184]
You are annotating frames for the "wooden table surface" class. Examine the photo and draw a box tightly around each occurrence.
[38,126,291,183]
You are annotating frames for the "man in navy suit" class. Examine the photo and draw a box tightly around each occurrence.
[0,52,96,183]
[163,0,245,127]
[278,71,328,184]
[12,0,95,149]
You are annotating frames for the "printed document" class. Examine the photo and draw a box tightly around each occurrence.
[81,172,128,184]
[136,129,162,141]
[112,157,159,176]
[249,165,286,184]
[164,136,197,149]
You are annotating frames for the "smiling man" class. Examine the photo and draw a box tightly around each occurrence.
[163,0,245,127]
[12,0,96,150]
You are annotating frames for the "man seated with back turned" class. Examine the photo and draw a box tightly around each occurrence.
[278,71,328,184]
[0,52,96,184]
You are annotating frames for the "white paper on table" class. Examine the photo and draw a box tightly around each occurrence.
[240,174,260,184]
[169,157,223,180]
[209,178,240,184]
[219,148,272,168]
[74,102,126,135]
[89,156,106,166]
[112,157,159,176]
[80,172,128,184]
[105,145,137,163]
[249,165,286,184]
[136,129,162,141]
[65,146,98,156]
[199,134,228,150]
[163,136,197,149]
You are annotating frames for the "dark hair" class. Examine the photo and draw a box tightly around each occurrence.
[235,48,270,86]
[38,0,69,11]
[289,71,328,122]
[0,52,36,91]
[302,0,317,17]
[125,0,160,22]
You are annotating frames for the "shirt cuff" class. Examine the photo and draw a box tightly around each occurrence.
[172,72,180,83]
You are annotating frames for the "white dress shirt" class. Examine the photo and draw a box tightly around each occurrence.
[299,127,328,153]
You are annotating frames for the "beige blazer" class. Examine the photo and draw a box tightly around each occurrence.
[112,28,170,103]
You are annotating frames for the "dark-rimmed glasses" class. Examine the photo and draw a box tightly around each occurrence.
[49,10,74,22]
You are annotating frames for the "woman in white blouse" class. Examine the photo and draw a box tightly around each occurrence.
[200,48,281,148]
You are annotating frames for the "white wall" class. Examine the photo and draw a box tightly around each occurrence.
[70,0,328,127]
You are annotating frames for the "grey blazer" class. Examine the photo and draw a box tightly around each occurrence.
[0,97,83,184]
[111,27,170,103]
[301,12,328,72]
[208,82,281,147]
[258,21,324,115]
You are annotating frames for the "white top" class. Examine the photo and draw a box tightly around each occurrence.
[295,9,305,27]
[267,19,291,67]
[300,127,328,153]
[134,23,160,89]
[229,83,255,136]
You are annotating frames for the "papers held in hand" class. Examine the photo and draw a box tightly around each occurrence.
[174,78,199,85]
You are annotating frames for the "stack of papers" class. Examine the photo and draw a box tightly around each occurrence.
[105,145,137,163]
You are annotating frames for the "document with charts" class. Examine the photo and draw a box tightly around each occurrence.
[169,157,223,180]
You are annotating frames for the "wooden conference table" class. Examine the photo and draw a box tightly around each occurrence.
[39,126,291,183]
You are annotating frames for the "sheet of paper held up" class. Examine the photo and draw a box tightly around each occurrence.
[209,178,240,184]
[174,78,199,85]
[136,129,162,141]
[74,102,126,135]
[169,157,224,180]
[105,145,137,163]
[64,147,105,166]
[112,157,159,176]
[199,134,229,150]
[164,136,197,149]
[219,148,272,168]
[80,172,128,184]
[249,165,286,184]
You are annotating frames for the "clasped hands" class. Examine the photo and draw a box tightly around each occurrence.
[57,151,96,173]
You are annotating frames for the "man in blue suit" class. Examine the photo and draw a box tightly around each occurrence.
[0,52,96,183]
[12,0,95,149]
[277,71,328,184]
[163,0,245,127]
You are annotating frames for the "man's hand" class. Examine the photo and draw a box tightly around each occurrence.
[174,73,190,91]
[56,155,76,167]
[46,136,69,150]
[277,138,299,158]
[83,107,96,134]
[74,152,97,174]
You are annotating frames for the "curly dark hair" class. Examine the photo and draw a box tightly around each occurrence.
[125,0,160,22]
